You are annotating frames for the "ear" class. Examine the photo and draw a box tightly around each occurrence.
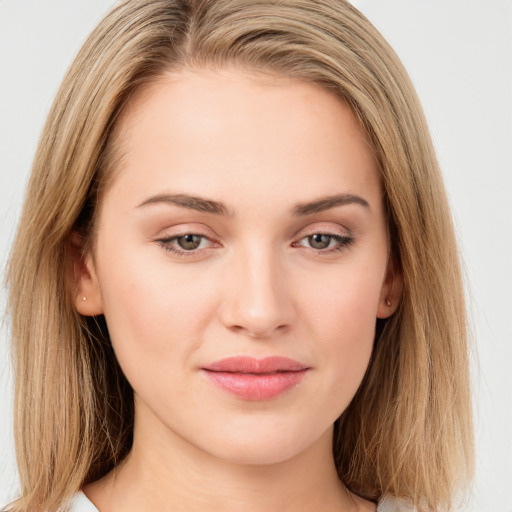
[67,232,104,316]
[377,260,403,319]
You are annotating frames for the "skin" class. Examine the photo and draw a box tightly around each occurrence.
[74,67,401,512]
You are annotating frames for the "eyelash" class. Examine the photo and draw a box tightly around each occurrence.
[293,233,354,253]
[157,234,216,258]
[157,231,354,258]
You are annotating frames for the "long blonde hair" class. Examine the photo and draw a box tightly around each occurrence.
[6,1,473,511]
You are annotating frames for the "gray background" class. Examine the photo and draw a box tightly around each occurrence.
[1,1,511,510]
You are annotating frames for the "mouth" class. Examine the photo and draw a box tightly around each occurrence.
[201,356,310,400]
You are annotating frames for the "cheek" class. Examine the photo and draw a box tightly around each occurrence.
[301,258,383,336]
[95,240,218,376]
[298,261,383,395]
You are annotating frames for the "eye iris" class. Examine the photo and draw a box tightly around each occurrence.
[177,234,202,250]
[309,234,331,249]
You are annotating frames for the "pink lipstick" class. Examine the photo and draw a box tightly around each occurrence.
[202,356,309,400]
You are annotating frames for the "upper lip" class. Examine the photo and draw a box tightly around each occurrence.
[203,356,309,374]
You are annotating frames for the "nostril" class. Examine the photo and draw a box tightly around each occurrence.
[236,323,289,338]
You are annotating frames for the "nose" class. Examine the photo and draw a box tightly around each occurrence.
[219,244,294,339]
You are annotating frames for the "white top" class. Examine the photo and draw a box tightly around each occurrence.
[67,491,416,511]
[67,492,99,511]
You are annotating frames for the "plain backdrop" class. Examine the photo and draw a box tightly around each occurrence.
[0,1,511,511]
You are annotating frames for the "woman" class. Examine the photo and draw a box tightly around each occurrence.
[5,1,473,511]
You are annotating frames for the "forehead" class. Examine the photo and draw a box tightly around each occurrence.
[103,67,381,214]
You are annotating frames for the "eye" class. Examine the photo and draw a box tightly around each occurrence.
[295,232,353,253]
[175,234,204,251]
[157,233,216,257]
[306,234,335,250]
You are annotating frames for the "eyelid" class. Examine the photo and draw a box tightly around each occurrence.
[154,223,221,256]
[292,223,355,254]
[154,222,354,258]
[155,223,218,242]
[297,222,352,239]
[156,234,219,259]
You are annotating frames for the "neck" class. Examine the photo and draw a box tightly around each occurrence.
[84,402,371,512]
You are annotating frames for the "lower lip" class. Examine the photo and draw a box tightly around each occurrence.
[203,370,308,400]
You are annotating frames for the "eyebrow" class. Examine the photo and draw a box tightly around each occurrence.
[136,192,370,216]
[291,193,370,216]
[137,193,230,215]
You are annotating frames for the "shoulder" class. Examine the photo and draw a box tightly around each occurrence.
[65,491,100,512]
[377,495,418,512]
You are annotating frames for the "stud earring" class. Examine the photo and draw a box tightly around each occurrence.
[82,296,87,301]
[385,270,396,308]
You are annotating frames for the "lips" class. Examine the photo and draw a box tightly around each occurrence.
[202,356,310,400]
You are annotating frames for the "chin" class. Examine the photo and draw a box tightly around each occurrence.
[194,418,334,467]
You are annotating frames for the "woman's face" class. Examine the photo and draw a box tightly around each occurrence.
[77,68,398,465]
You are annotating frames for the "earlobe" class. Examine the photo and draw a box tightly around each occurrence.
[377,264,403,319]
[67,233,104,316]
